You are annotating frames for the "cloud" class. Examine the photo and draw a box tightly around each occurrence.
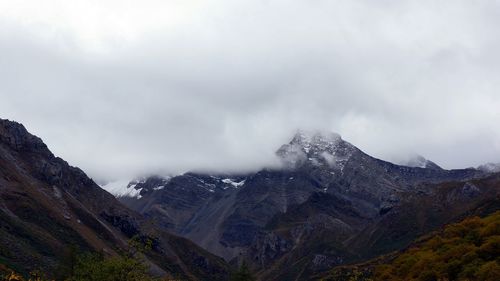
[1,0,500,179]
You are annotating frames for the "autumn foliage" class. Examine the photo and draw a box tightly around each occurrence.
[373,211,500,281]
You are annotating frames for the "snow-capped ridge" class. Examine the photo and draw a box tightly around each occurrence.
[290,129,342,153]
[101,175,172,199]
[101,179,143,199]
[276,129,354,170]
[222,178,246,188]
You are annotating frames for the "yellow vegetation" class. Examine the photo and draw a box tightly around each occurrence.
[373,211,500,281]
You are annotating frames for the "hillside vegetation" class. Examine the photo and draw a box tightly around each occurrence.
[321,210,500,281]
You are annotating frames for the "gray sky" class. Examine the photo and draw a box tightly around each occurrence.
[1,0,500,179]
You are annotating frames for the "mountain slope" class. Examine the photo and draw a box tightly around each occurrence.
[317,206,500,281]
[257,173,500,280]
[116,130,494,280]
[0,119,229,280]
[373,210,500,281]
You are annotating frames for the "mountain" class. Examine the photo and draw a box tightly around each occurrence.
[116,130,497,280]
[265,172,500,280]
[3,120,497,280]
[0,119,229,280]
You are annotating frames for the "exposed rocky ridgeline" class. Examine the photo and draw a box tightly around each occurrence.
[115,129,499,280]
[0,119,229,280]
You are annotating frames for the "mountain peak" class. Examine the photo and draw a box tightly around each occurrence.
[0,118,52,156]
[402,154,442,170]
[277,130,355,169]
[289,129,342,153]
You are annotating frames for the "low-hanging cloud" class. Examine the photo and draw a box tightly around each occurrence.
[1,0,500,179]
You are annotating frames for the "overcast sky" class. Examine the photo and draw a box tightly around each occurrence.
[1,0,500,179]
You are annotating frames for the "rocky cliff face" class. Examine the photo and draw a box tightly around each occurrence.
[0,119,229,280]
[118,129,495,280]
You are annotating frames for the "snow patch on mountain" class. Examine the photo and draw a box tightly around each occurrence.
[222,178,246,188]
[154,185,165,190]
[101,179,143,199]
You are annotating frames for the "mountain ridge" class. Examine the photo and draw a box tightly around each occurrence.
[3,120,497,281]
[113,129,496,281]
[0,118,229,280]
[107,130,492,200]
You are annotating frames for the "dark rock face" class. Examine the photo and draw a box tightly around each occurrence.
[248,232,290,267]
[0,119,229,280]
[0,120,50,154]
[120,129,497,281]
[99,210,141,237]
